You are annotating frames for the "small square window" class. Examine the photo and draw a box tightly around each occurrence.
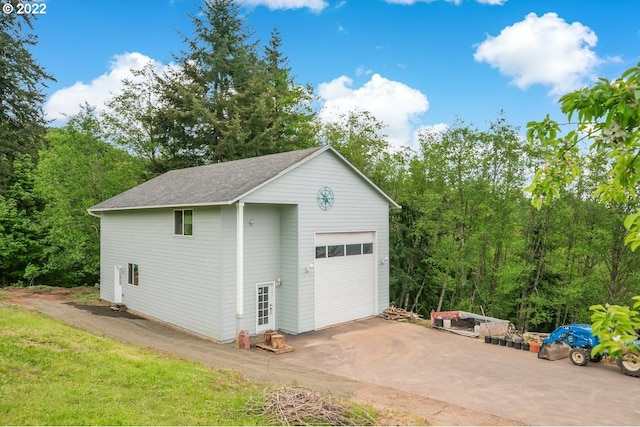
[346,244,362,256]
[328,245,345,257]
[174,211,182,235]
[174,209,193,236]
[363,243,373,254]
[315,246,327,258]
[128,263,139,286]
[183,210,193,235]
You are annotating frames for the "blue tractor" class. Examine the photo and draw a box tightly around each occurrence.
[538,323,640,377]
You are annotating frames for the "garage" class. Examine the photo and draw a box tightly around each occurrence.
[314,231,376,329]
[91,145,398,341]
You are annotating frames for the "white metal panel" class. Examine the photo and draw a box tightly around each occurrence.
[316,231,373,246]
[315,232,376,329]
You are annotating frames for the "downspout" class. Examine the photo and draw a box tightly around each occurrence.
[236,201,244,341]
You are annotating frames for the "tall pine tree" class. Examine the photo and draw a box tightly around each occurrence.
[0,2,53,192]
[153,0,315,167]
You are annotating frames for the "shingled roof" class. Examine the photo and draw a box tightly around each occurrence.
[89,146,325,212]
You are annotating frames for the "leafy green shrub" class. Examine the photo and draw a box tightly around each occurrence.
[591,296,640,357]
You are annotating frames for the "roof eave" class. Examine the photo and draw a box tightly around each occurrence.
[87,200,234,214]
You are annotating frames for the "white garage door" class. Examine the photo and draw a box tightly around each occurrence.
[315,232,376,329]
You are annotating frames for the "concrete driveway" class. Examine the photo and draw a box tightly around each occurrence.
[278,317,640,426]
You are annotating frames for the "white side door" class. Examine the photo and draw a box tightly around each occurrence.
[114,265,123,304]
[256,282,275,332]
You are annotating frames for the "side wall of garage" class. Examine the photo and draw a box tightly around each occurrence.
[98,207,223,340]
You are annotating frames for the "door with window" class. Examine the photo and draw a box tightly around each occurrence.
[256,282,275,332]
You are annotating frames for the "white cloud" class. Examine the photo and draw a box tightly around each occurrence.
[474,12,602,95]
[240,0,328,12]
[45,52,169,123]
[318,73,429,149]
[356,66,372,77]
[417,123,449,138]
[405,123,448,147]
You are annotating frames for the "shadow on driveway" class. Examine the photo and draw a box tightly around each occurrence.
[64,302,142,319]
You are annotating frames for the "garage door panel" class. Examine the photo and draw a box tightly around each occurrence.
[315,232,375,329]
[316,232,373,246]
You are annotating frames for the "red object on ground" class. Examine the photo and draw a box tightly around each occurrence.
[238,330,250,350]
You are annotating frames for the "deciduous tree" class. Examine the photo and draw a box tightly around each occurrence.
[0,155,45,286]
[35,109,144,286]
[526,63,640,347]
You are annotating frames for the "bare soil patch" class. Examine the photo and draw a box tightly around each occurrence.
[2,286,103,306]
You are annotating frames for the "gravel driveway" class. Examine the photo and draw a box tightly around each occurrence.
[279,317,640,425]
[7,291,639,425]
[10,295,516,426]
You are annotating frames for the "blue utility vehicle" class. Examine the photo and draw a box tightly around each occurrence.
[538,323,640,377]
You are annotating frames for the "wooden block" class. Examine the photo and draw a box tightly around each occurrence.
[272,334,285,349]
[263,329,275,347]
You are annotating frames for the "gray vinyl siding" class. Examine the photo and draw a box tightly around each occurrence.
[244,150,390,333]
[241,204,281,335]
[278,205,298,333]
[99,207,222,340]
[218,204,293,341]
[220,205,237,342]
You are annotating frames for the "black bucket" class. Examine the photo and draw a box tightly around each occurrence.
[507,340,514,348]
[435,317,443,327]
[522,343,530,351]
[484,336,491,344]
[514,341,522,349]
[491,337,499,345]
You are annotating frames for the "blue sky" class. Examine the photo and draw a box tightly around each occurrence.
[31,0,640,148]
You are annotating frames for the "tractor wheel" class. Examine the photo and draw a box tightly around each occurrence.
[617,353,640,377]
[569,347,590,366]
[590,353,604,363]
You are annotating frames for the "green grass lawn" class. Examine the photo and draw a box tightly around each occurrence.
[0,303,268,425]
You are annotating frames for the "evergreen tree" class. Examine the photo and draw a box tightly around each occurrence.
[0,3,53,191]
[153,0,315,167]
[161,0,259,164]
[239,28,315,155]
